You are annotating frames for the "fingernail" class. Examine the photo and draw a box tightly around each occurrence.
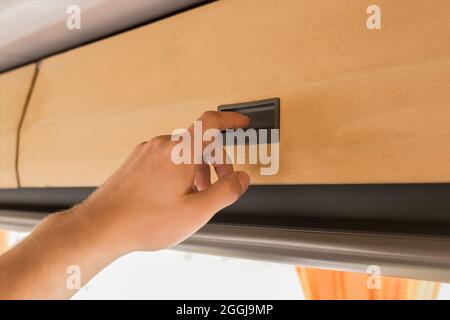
[236,172,250,194]
[242,115,251,128]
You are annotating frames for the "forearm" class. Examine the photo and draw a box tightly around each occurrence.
[0,206,124,299]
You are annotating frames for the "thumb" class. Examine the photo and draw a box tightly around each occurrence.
[188,171,250,216]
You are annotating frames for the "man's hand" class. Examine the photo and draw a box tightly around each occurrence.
[80,111,250,252]
[0,111,250,299]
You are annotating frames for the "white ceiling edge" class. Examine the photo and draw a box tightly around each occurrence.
[0,0,205,72]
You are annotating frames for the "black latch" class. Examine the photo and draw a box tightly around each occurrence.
[217,98,280,145]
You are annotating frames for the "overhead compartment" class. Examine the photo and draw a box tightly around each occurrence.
[19,0,450,187]
[0,64,36,188]
[3,1,450,281]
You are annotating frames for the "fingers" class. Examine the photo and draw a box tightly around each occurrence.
[188,111,249,137]
[194,162,234,191]
[189,112,240,186]
[212,147,233,178]
[196,146,234,190]
[195,162,233,191]
[213,163,233,179]
[195,163,211,191]
[194,161,234,191]
[200,110,250,132]
[187,171,250,217]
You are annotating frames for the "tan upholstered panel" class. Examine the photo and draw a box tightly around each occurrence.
[0,65,35,188]
[20,0,450,187]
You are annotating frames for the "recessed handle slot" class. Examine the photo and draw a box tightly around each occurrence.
[217,98,280,145]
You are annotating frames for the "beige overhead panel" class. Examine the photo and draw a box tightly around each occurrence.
[20,0,450,187]
[0,64,36,188]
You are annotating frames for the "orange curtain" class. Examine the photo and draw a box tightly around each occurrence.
[297,267,440,300]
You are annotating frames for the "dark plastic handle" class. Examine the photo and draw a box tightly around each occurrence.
[217,98,280,145]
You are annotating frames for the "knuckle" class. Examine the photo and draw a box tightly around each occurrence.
[223,178,242,203]
[136,141,147,149]
[166,140,179,150]
[149,135,168,147]
[132,141,148,153]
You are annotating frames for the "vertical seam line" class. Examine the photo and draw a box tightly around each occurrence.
[15,62,40,187]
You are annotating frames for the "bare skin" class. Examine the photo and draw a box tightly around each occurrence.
[0,111,250,299]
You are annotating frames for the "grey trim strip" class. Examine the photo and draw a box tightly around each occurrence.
[0,209,45,231]
[178,225,450,283]
[2,210,450,282]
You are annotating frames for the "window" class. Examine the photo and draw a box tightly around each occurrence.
[2,229,450,300]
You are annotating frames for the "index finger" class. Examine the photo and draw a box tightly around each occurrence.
[188,111,250,136]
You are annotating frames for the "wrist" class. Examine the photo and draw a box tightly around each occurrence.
[46,204,129,262]
[4,206,128,299]
[77,203,132,258]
